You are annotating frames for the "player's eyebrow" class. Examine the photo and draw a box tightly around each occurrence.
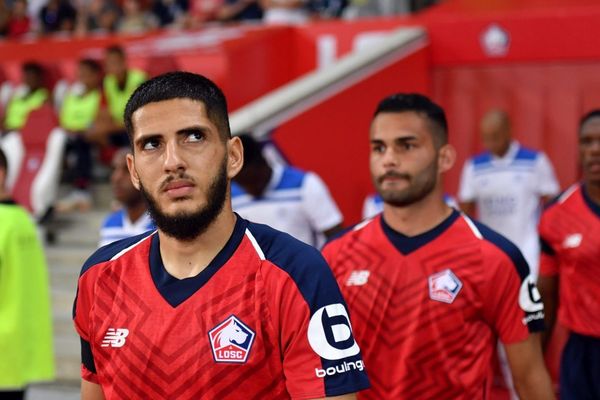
[134,125,212,147]
[370,135,418,145]
[394,135,418,144]
[175,126,209,137]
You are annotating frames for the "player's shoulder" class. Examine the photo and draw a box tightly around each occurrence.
[275,166,307,190]
[544,184,580,213]
[230,181,248,198]
[467,151,493,169]
[514,145,541,161]
[323,217,377,251]
[464,216,529,279]
[101,209,125,228]
[80,230,154,278]
[245,220,329,275]
[0,201,33,229]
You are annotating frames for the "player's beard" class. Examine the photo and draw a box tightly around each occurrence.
[375,157,438,207]
[139,158,229,242]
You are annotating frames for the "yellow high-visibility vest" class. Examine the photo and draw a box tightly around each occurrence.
[59,88,101,131]
[4,88,48,131]
[104,69,147,125]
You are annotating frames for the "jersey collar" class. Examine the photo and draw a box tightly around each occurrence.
[149,215,248,308]
[491,140,520,165]
[380,209,460,255]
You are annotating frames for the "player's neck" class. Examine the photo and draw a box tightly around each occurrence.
[584,181,600,205]
[157,208,237,280]
[382,191,452,237]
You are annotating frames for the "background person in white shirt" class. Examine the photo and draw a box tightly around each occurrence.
[458,110,559,277]
[459,109,560,399]
[232,134,343,247]
[99,147,155,247]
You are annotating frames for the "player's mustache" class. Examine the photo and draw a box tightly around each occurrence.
[159,173,195,191]
[378,171,411,183]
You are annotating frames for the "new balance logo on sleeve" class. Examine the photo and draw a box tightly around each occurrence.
[101,328,129,348]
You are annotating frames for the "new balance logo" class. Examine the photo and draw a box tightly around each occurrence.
[346,270,370,286]
[563,233,582,249]
[101,328,129,348]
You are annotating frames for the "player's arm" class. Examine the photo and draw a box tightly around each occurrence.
[537,274,558,349]
[302,172,344,239]
[504,334,555,400]
[82,380,105,400]
[537,236,560,349]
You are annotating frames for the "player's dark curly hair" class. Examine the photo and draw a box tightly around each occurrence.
[374,93,448,147]
[124,71,231,148]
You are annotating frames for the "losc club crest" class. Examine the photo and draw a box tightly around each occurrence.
[209,315,255,363]
[428,269,463,304]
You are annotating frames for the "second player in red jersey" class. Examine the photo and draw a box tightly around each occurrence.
[322,94,554,399]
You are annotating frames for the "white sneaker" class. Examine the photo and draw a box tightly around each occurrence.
[55,189,93,213]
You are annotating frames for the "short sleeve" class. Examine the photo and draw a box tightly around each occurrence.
[535,153,560,197]
[457,159,476,202]
[261,244,369,398]
[302,172,343,232]
[473,222,546,344]
[481,251,544,344]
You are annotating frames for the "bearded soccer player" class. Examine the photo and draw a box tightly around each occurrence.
[73,72,369,400]
[322,94,554,399]
[538,110,600,400]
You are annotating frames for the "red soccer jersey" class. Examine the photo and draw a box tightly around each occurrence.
[74,217,369,399]
[322,210,544,400]
[539,184,600,337]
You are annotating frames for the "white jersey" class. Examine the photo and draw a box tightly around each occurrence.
[231,163,342,248]
[98,209,155,248]
[458,141,559,276]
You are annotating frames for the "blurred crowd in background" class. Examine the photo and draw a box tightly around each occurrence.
[0,0,438,39]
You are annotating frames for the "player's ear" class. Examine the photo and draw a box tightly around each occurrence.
[227,135,244,179]
[126,153,141,190]
[438,143,456,173]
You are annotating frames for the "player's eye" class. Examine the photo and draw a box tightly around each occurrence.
[186,131,205,143]
[142,138,160,150]
[372,144,385,153]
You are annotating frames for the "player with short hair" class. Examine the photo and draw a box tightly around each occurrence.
[538,109,600,400]
[232,133,343,248]
[98,147,154,247]
[73,71,369,400]
[322,93,554,399]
